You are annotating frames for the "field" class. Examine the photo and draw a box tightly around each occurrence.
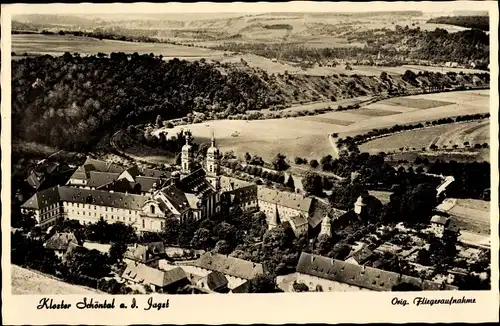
[12,34,487,77]
[11,265,100,295]
[153,89,489,161]
[12,34,227,60]
[359,120,490,153]
[439,198,491,236]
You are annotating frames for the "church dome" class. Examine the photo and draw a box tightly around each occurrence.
[207,145,219,156]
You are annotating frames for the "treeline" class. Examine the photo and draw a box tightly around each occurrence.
[213,26,489,65]
[262,24,293,30]
[12,53,283,150]
[336,113,490,148]
[427,16,489,32]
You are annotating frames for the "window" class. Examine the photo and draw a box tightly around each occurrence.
[150,205,155,214]
[142,219,145,228]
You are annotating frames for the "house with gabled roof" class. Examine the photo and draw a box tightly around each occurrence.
[124,242,166,268]
[289,252,458,292]
[122,262,189,293]
[44,232,80,258]
[183,252,265,289]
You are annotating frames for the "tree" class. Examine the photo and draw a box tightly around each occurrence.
[109,242,127,263]
[309,159,319,168]
[214,240,232,255]
[286,175,295,190]
[293,282,309,292]
[191,228,213,250]
[273,153,289,171]
[392,282,422,291]
[248,275,279,293]
[302,172,323,196]
[245,152,252,162]
[65,247,111,279]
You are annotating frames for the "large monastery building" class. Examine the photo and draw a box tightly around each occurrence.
[21,130,340,236]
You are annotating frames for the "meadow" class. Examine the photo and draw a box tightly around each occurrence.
[154,90,489,161]
[12,34,226,59]
[359,120,490,153]
[11,265,100,295]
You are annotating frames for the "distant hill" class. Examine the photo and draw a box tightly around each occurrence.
[427,16,489,31]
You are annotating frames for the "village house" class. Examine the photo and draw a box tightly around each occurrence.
[430,215,450,237]
[44,232,80,258]
[345,243,374,266]
[196,271,230,293]
[123,242,166,268]
[182,252,265,289]
[283,252,458,292]
[122,262,189,293]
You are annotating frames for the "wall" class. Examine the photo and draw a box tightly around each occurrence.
[258,199,305,225]
[296,273,373,292]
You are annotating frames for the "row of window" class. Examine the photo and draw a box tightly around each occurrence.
[63,202,138,215]
[68,212,165,231]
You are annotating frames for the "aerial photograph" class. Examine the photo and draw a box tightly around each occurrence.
[9,6,491,295]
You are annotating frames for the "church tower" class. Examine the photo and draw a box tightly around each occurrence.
[181,130,194,175]
[206,131,221,191]
[320,214,331,237]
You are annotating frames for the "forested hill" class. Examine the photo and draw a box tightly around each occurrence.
[12,53,490,151]
[427,16,489,32]
[12,53,283,150]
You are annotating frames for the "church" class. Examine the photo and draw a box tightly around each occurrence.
[21,130,223,232]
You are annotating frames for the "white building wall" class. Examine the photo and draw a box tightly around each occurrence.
[296,273,373,292]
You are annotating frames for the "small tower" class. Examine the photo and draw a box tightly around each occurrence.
[354,195,367,216]
[320,214,331,237]
[181,130,194,175]
[268,204,280,230]
[206,131,221,190]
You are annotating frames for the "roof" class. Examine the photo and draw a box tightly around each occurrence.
[296,252,446,292]
[45,232,79,251]
[187,252,265,280]
[346,245,373,264]
[98,176,165,194]
[368,190,392,205]
[141,168,171,179]
[257,186,313,213]
[231,280,251,293]
[21,186,61,210]
[204,271,229,291]
[225,184,258,205]
[122,262,187,288]
[430,215,449,225]
[82,158,125,174]
[178,168,215,197]
[289,214,308,228]
[22,186,149,211]
[26,171,44,189]
[87,171,120,188]
[124,242,166,263]
[160,184,192,214]
[220,176,253,191]
[308,200,346,228]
